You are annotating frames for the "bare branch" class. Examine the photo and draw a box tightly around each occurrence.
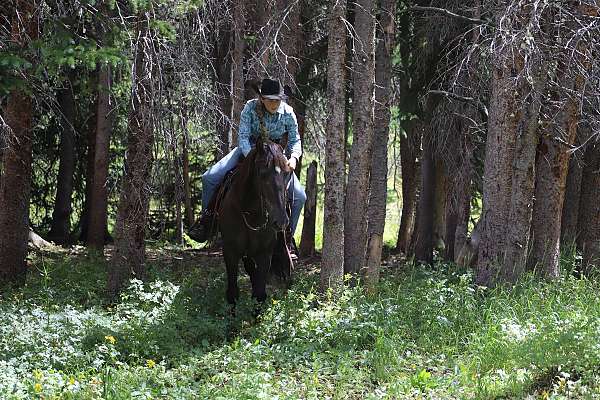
[428,90,488,119]
[410,6,494,27]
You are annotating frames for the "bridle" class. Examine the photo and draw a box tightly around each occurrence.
[241,190,270,231]
[240,156,291,233]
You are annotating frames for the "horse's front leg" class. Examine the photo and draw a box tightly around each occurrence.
[250,253,271,303]
[223,246,241,305]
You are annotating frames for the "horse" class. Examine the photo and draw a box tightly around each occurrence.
[217,137,292,305]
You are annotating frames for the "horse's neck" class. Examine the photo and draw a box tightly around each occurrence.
[233,166,261,212]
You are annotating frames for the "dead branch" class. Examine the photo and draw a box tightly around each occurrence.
[410,6,494,27]
[428,89,488,119]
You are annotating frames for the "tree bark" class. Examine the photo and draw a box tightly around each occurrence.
[529,12,589,277]
[274,0,301,86]
[299,161,317,257]
[170,113,184,245]
[0,1,38,285]
[108,21,154,296]
[214,3,233,158]
[87,64,114,252]
[230,0,245,149]
[414,130,435,264]
[344,0,376,276]
[79,69,98,243]
[275,0,304,175]
[477,5,545,286]
[396,119,420,254]
[501,85,542,281]
[108,14,156,298]
[320,0,347,293]
[433,158,448,251]
[365,0,395,288]
[453,137,473,263]
[561,128,585,248]
[48,74,77,245]
[530,97,581,276]
[444,188,458,262]
[182,120,194,227]
[578,142,600,273]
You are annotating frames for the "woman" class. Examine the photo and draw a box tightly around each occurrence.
[192,78,306,251]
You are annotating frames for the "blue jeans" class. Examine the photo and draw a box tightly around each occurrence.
[202,147,307,235]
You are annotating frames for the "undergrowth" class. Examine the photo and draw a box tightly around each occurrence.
[1,249,600,399]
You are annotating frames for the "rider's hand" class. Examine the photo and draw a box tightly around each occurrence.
[287,156,297,171]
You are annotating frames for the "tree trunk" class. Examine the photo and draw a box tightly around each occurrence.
[245,0,270,76]
[433,159,448,251]
[365,0,395,288]
[79,70,98,243]
[396,119,420,254]
[414,131,435,264]
[320,0,347,292]
[214,4,232,158]
[453,138,473,263]
[171,116,184,245]
[108,15,156,298]
[275,0,304,174]
[529,16,589,277]
[578,142,600,273]
[299,161,317,257]
[230,0,245,149]
[562,124,589,248]
[530,97,581,276]
[0,1,38,285]
[501,86,542,281]
[48,74,77,245]
[0,119,5,175]
[477,6,546,286]
[182,123,194,227]
[444,188,458,262]
[274,0,301,85]
[294,98,306,177]
[344,0,376,276]
[87,64,114,252]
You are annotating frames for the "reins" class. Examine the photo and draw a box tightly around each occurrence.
[241,190,270,231]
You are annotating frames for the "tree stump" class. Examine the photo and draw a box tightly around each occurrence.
[299,161,317,258]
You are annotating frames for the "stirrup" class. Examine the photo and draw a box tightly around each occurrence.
[286,235,298,260]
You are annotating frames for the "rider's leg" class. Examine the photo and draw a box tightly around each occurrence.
[201,147,244,211]
[191,147,244,242]
[288,173,307,235]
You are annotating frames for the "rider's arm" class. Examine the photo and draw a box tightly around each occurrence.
[285,109,302,161]
[238,101,254,157]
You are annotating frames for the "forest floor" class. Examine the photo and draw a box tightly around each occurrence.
[1,246,600,399]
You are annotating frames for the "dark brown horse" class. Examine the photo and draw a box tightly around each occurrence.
[217,137,292,305]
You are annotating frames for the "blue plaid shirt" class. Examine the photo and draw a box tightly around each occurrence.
[238,99,302,160]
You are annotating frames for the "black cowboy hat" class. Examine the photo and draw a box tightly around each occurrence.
[259,78,287,100]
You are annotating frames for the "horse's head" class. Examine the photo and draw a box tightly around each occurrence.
[253,137,291,231]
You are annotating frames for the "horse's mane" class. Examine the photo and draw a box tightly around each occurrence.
[236,141,290,186]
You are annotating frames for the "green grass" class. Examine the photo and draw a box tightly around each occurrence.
[2,249,600,399]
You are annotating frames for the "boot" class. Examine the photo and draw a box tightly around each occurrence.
[189,210,214,243]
